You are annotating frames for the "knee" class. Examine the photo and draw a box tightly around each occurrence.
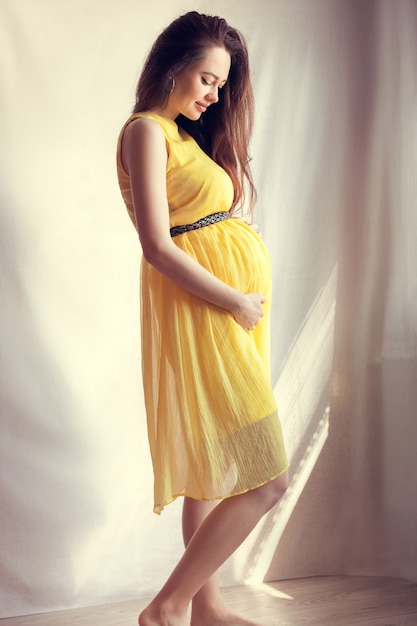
[254,472,289,513]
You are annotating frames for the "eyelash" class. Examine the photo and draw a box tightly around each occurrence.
[201,77,224,89]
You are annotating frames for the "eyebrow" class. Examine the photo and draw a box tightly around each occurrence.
[202,71,227,83]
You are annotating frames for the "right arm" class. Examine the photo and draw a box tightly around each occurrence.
[121,117,265,330]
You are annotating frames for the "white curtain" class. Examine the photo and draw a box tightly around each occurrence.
[1,0,416,618]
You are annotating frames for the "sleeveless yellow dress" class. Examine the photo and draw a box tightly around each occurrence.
[117,112,289,514]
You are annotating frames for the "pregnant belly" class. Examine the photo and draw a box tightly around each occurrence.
[176,218,272,296]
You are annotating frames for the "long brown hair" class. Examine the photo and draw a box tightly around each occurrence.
[133,11,256,213]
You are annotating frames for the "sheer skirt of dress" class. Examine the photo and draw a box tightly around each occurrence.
[141,217,289,514]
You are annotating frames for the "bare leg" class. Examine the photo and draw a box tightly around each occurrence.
[139,472,289,626]
[182,498,266,626]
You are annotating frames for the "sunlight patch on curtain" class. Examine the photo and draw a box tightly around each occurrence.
[234,265,337,583]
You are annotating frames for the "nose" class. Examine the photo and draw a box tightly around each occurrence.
[206,85,219,103]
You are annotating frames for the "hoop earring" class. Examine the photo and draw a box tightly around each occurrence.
[164,75,176,95]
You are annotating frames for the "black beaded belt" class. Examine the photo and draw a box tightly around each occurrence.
[170,212,231,237]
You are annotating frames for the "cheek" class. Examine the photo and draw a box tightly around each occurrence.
[177,79,197,99]
[189,75,203,93]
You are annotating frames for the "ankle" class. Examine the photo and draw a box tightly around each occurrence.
[192,590,222,611]
[139,594,189,626]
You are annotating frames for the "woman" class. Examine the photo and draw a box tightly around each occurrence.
[116,11,289,626]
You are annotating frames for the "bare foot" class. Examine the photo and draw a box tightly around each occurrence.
[191,605,266,626]
[138,600,190,626]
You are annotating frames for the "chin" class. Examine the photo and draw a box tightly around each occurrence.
[184,111,202,122]
[182,106,203,121]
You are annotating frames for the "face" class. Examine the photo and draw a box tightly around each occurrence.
[163,46,231,121]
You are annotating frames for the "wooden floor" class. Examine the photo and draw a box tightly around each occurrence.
[1,576,417,626]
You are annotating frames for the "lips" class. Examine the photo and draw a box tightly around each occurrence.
[196,102,207,112]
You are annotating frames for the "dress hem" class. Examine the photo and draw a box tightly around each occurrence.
[153,463,290,515]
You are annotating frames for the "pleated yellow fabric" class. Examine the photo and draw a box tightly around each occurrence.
[117,112,289,514]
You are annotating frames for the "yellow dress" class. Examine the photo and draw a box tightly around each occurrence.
[117,112,289,514]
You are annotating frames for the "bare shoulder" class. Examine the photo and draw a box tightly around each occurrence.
[124,115,165,140]
[121,116,167,173]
